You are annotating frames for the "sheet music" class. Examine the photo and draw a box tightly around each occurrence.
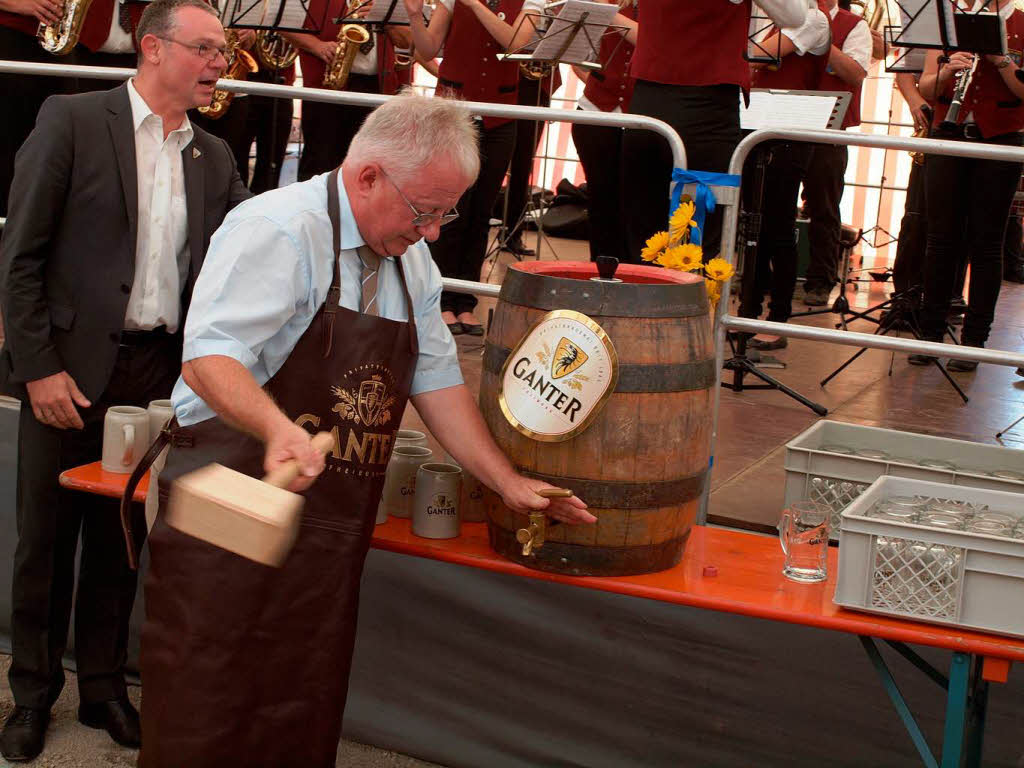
[531,0,617,65]
[740,90,838,131]
[230,0,310,29]
[895,0,952,48]
[357,0,412,25]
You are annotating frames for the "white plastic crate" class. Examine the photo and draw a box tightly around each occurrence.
[785,421,1024,536]
[834,476,1024,639]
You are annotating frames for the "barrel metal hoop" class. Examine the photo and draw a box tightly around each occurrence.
[499,271,709,318]
[484,343,717,393]
[517,467,708,508]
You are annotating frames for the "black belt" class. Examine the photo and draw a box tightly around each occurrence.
[119,326,171,346]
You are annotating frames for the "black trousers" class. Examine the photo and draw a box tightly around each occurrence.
[622,80,741,264]
[892,158,928,295]
[921,130,1023,344]
[505,74,550,236]
[430,119,517,315]
[738,141,814,324]
[572,112,627,263]
[240,69,294,194]
[0,27,73,217]
[9,335,179,709]
[67,48,136,92]
[297,73,379,182]
[1004,212,1023,281]
[802,144,849,292]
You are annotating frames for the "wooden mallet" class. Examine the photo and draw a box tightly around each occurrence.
[166,432,335,567]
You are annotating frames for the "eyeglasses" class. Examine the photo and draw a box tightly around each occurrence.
[158,37,229,62]
[379,167,459,227]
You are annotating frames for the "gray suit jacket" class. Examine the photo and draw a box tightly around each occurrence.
[0,82,251,401]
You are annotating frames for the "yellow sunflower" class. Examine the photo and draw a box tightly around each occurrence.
[640,231,670,262]
[669,199,697,243]
[704,257,735,282]
[705,279,722,305]
[659,243,703,273]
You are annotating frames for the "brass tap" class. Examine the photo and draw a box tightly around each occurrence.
[516,512,547,556]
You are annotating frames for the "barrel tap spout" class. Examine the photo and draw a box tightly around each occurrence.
[516,512,546,556]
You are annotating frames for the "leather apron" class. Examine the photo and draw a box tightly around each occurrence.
[137,168,419,768]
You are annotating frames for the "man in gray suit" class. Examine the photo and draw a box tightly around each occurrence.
[0,0,250,759]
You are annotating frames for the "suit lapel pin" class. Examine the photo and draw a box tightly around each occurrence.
[193,147,201,159]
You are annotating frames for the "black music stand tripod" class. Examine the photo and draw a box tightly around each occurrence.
[725,144,828,417]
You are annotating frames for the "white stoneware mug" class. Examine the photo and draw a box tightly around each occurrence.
[412,463,462,539]
[377,431,432,524]
[380,446,432,519]
[444,452,487,522]
[147,399,174,439]
[101,406,149,474]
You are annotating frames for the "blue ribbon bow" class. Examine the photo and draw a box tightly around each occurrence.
[670,169,741,246]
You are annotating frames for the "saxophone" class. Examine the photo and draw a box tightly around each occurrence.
[198,30,259,120]
[322,0,371,90]
[255,30,298,69]
[38,0,95,55]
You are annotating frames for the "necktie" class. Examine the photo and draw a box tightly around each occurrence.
[118,0,132,34]
[358,246,381,316]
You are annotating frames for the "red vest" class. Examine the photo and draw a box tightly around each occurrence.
[751,4,830,92]
[818,8,863,128]
[583,2,636,112]
[630,0,752,91]
[0,10,38,35]
[300,0,411,93]
[934,9,1024,139]
[436,0,525,130]
[79,0,144,52]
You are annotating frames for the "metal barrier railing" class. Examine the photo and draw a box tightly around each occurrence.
[5,62,1024,522]
[701,127,1024,518]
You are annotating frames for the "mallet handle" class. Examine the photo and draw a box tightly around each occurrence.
[263,432,335,489]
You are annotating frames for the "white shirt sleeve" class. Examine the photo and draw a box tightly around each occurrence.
[755,0,807,30]
[439,0,453,11]
[841,18,873,72]
[784,8,830,56]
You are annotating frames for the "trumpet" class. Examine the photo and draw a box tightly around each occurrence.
[322,0,371,90]
[198,30,259,120]
[940,53,979,131]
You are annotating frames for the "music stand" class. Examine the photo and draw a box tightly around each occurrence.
[722,90,851,417]
[485,1,624,270]
[886,0,1008,63]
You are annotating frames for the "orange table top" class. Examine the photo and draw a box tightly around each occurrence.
[59,462,1024,663]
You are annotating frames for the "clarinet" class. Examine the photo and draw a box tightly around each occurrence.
[940,54,979,131]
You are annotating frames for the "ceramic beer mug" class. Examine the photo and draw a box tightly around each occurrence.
[444,452,487,523]
[147,399,174,438]
[101,406,150,474]
[777,500,829,583]
[380,446,432,519]
[413,463,462,539]
[376,431,432,524]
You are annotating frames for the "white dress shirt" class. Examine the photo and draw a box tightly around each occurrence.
[753,5,830,56]
[124,78,193,334]
[172,172,464,427]
[98,1,135,54]
[832,6,872,73]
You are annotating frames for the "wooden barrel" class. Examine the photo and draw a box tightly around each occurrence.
[479,262,715,576]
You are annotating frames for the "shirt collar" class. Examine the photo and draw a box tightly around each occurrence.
[830,5,838,19]
[334,171,397,261]
[126,78,194,143]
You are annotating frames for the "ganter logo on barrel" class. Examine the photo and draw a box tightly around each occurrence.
[498,310,618,442]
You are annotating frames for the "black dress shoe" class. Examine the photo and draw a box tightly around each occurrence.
[446,321,465,336]
[461,323,484,337]
[1,706,49,762]
[504,235,535,257]
[747,336,788,351]
[947,357,978,372]
[78,698,141,748]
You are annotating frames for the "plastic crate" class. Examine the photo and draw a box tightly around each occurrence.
[785,421,1024,537]
[834,477,1024,639]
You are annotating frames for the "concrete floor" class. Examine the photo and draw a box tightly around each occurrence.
[2,230,1023,766]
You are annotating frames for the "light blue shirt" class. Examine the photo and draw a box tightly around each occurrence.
[172,172,463,426]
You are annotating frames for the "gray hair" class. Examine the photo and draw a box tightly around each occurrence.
[136,0,220,51]
[346,89,481,185]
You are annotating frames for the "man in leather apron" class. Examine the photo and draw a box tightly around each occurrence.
[135,91,594,768]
